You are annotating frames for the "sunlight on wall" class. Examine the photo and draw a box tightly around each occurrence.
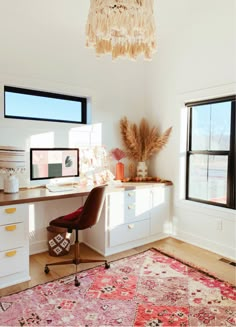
[28,203,36,238]
[69,123,102,147]
[29,132,55,148]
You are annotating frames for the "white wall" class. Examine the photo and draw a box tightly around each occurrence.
[0,1,149,151]
[0,1,153,253]
[0,0,235,258]
[0,0,153,186]
[147,0,236,259]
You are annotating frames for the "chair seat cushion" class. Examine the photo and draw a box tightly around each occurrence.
[63,206,84,220]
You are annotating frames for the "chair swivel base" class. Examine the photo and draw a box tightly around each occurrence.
[44,258,110,286]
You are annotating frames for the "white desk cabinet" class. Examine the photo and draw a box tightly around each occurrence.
[0,204,30,289]
[82,184,171,256]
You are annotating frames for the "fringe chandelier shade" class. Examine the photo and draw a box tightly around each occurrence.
[86,0,157,60]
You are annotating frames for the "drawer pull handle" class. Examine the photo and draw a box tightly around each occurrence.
[6,250,17,257]
[128,224,134,229]
[128,205,135,210]
[5,225,17,231]
[5,208,16,214]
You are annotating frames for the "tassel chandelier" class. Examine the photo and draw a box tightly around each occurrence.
[85,0,157,60]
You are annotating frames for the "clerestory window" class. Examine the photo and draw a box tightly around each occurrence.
[4,86,88,124]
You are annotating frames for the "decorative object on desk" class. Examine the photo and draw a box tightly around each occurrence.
[137,161,148,178]
[79,146,114,185]
[120,117,172,176]
[85,0,157,60]
[111,147,126,180]
[126,176,173,185]
[1,248,235,326]
[0,146,25,193]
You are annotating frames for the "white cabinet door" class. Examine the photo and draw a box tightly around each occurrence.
[150,186,171,236]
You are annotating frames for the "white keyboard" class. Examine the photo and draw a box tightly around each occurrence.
[46,184,74,192]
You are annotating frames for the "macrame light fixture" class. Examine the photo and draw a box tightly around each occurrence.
[85,0,157,60]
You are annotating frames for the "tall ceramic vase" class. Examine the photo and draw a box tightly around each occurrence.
[137,161,148,178]
[115,162,124,180]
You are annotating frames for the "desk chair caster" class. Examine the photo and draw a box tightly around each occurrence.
[44,266,50,274]
[44,185,110,287]
[105,262,110,269]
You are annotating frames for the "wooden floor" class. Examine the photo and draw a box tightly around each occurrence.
[0,237,235,297]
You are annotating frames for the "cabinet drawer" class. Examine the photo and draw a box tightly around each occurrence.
[125,190,136,203]
[124,201,136,219]
[0,204,27,225]
[0,247,28,277]
[124,189,151,221]
[0,222,25,251]
[109,219,150,247]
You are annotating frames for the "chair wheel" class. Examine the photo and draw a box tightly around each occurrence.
[105,262,110,269]
[44,266,50,274]
[74,276,80,287]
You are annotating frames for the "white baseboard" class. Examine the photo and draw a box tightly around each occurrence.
[173,230,236,261]
[30,241,48,255]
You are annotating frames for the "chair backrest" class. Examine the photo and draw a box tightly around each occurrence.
[76,184,107,230]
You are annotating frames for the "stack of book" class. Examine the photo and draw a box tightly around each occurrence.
[0,146,25,169]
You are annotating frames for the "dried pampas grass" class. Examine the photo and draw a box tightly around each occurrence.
[120,117,172,162]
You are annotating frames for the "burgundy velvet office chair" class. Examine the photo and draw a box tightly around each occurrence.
[44,184,109,286]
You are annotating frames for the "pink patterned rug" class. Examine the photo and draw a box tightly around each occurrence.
[0,248,235,326]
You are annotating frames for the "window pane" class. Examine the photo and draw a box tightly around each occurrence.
[210,102,231,150]
[4,86,87,124]
[192,105,210,150]
[189,154,227,204]
[191,102,231,151]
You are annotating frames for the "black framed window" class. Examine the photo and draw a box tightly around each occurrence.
[186,95,235,209]
[4,86,87,124]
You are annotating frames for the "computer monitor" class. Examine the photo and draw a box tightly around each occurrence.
[30,148,79,181]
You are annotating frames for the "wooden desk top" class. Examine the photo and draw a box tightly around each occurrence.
[0,182,170,206]
[0,186,93,206]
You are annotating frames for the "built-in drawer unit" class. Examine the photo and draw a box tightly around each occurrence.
[76,184,172,257]
[0,203,30,289]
